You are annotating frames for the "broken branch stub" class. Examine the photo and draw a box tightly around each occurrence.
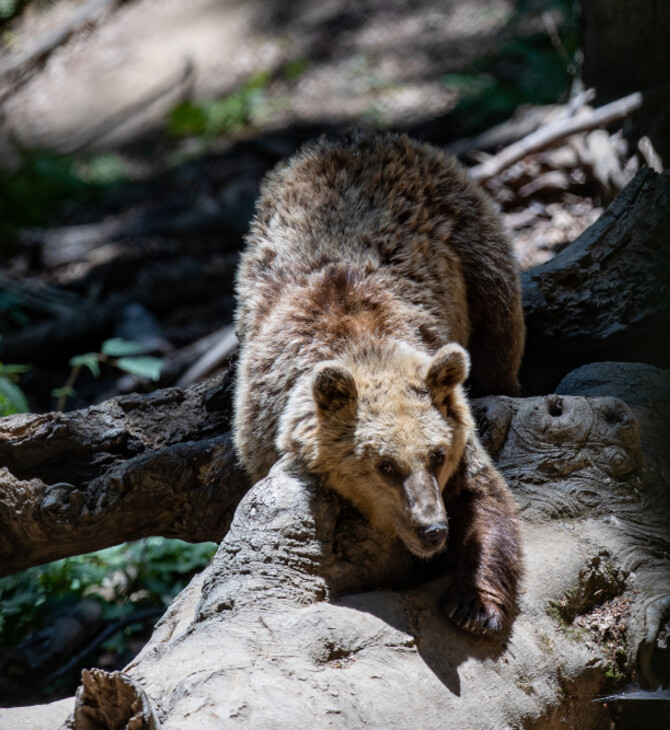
[0,373,250,578]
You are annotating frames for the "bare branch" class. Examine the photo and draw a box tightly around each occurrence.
[469,91,643,182]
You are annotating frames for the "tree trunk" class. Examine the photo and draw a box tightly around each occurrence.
[581,0,670,99]
[580,0,670,161]
[521,168,670,394]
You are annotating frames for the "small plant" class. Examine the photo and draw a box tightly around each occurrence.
[0,538,217,652]
[53,338,163,410]
[0,151,131,248]
[0,361,30,416]
[0,291,29,328]
[168,70,271,140]
[282,57,310,80]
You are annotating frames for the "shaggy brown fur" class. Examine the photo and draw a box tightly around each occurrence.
[234,131,523,636]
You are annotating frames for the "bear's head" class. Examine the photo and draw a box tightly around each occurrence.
[278,342,474,557]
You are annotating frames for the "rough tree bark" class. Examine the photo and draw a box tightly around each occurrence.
[521,168,670,394]
[0,374,248,578]
[580,0,670,162]
[581,0,670,97]
[0,170,668,727]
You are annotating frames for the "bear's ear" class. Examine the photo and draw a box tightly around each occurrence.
[425,344,470,402]
[312,361,358,413]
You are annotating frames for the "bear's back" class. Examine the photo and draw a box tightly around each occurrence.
[235,130,513,352]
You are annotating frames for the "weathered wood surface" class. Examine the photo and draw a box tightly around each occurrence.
[3,379,668,729]
[0,372,249,578]
[2,384,661,730]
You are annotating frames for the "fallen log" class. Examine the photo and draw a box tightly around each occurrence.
[0,372,248,578]
[521,167,670,394]
[3,380,667,729]
[1,169,668,575]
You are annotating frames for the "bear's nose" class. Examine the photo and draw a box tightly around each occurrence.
[416,523,448,549]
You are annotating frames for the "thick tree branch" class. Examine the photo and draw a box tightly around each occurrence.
[18,390,665,729]
[0,372,250,578]
[521,167,670,393]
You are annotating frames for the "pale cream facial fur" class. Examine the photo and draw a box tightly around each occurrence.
[278,342,473,557]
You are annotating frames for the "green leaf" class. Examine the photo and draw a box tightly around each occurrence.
[0,362,31,376]
[0,1,16,22]
[51,385,75,399]
[245,69,270,91]
[69,352,101,377]
[102,338,146,357]
[79,154,130,186]
[283,58,310,80]
[116,356,163,382]
[0,376,29,414]
[0,392,17,417]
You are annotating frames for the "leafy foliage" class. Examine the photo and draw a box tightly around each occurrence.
[282,57,310,79]
[101,338,147,357]
[0,361,30,416]
[0,153,91,237]
[0,151,131,248]
[168,70,271,139]
[114,356,163,381]
[0,538,217,652]
[53,338,164,409]
[0,0,26,26]
[443,0,578,133]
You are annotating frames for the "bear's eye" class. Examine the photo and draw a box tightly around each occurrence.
[430,450,445,468]
[378,459,397,477]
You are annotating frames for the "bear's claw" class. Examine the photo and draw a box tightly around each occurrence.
[443,590,505,637]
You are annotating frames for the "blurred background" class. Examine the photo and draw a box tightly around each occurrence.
[0,0,668,711]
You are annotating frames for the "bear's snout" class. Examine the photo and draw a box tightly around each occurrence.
[416,522,448,551]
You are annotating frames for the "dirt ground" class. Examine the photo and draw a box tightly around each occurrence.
[2,0,513,150]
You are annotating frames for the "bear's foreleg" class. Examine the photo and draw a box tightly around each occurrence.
[442,441,522,637]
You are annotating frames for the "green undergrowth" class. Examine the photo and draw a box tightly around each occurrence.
[0,150,133,250]
[166,57,310,147]
[0,362,30,416]
[0,538,217,653]
[168,70,272,140]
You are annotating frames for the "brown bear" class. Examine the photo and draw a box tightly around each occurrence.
[233,130,523,636]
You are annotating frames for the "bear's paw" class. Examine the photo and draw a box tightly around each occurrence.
[442,587,505,637]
